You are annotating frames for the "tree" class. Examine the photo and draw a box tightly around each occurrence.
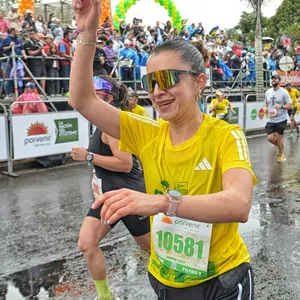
[266,0,300,44]
[241,0,269,101]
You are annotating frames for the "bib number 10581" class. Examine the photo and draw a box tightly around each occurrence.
[156,230,203,259]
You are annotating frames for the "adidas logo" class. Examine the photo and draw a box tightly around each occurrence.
[194,158,213,171]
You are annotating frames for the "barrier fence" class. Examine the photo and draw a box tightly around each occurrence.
[1,96,300,176]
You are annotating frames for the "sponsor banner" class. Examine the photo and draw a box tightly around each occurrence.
[245,102,268,130]
[0,116,8,161]
[278,71,300,86]
[12,111,90,160]
[206,102,244,129]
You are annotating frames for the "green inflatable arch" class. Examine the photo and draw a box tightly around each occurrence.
[113,0,182,31]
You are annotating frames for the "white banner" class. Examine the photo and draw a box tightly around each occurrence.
[12,111,90,160]
[206,102,244,129]
[144,106,154,119]
[0,116,8,161]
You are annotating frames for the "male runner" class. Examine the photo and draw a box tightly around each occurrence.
[264,74,292,162]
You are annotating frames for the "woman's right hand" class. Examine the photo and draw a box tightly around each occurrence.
[72,0,102,34]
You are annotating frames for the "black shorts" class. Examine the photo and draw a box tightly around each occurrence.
[28,65,47,78]
[148,263,254,300]
[87,205,150,237]
[266,120,287,135]
[288,107,297,117]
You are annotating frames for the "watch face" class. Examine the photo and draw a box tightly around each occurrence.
[168,189,182,199]
[86,153,93,161]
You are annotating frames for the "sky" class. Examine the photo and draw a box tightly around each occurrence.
[110,0,284,31]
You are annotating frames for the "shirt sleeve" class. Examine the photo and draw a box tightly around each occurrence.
[119,111,160,157]
[23,40,32,52]
[220,126,257,184]
[59,44,66,54]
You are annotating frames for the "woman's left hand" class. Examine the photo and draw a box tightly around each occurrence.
[92,189,167,224]
[71,146,88,161]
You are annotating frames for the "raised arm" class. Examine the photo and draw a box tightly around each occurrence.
[69,0,120,139]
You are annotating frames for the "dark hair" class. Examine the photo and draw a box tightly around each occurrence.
[8,27,16,34]
[63,30,71,38]
[28,27,37,33]
[98,34,108,42]
[106,39,114,46]
[97,75,128,106]
[150,39,205,74]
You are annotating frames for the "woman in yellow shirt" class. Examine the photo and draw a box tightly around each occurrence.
[69,2,256,299]
[209,90,235,119]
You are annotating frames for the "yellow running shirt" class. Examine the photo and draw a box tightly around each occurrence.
[131,105,149,117]
[287,88,300,109]
[210,98,230,117]
[119,111,257,288]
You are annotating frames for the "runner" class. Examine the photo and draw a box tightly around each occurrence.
[264,74,292,163]
[70,2,257,299]
[127,92,149,117]
[71,75,150,300]
[284,83,300,137]
[209,90,235,120]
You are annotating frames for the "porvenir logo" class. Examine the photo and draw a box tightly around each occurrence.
[27,122,48,135]
[25,122,51,145]
[161,216,173,224]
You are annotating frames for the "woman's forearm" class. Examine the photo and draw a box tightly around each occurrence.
[93,153,132,173]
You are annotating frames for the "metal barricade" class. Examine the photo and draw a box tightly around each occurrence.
[244,94,267,132]
[6,99,90,176]
[0,103,10,168]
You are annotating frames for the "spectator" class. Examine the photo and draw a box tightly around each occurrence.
[0,11,10,34]
[103,39,116,75]
[2,27,27,100]
[147,29,156,46]
[42,22,52,35]
[102,16,112,34]
[118,39,139,87]
[24,10,35,29]
[58,30,73,96]
[21,21,30,35]
[47,13,55,28]
[164,20,172,34]
[52,18,63,44]
[119,19,126,36]
[44,33,55,53]
[140,44,151,66]
[242,32,247,46]
[23,28,47,92]
[7,4,21,30]
[45,43,60,96]
[153,21,164,43]
[113,33,123,54]
[93,37,107,76]
[12,82,48,114]
[35,15,44,33]
[187,23,196,36]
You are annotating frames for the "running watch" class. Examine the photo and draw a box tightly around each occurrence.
[166,190,182,217]
[85,152,94,166]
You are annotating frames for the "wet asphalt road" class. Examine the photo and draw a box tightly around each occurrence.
[1,135,300,300]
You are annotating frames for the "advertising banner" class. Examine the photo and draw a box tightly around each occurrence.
[12,111,90,160]
[0,116,8,161]
[245,102,268,130]
[206,102,244,129]
[278,71,300,86]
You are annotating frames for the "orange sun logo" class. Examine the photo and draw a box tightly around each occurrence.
[27,122,48,136]
[161,216,173,224]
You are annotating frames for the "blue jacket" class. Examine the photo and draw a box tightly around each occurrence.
[118,47,139,66]
[1,35,24,56]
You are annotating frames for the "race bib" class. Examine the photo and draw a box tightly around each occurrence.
[91,174,103,199]
[152,213,213,278]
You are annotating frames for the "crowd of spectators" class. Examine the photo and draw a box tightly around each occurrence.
[0,5,300,103]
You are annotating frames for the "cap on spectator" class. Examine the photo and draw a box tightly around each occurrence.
[12,4,19,8]
[45,33,54,40]
[129,91,139,98]
[285,82,291,87]
[215,90,223,96]
[25,82,35,89]
[25,9,33,14]
[124,39,131,45]
[271,74,281,80]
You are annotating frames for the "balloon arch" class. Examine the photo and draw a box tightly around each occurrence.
[112,0,182,31]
